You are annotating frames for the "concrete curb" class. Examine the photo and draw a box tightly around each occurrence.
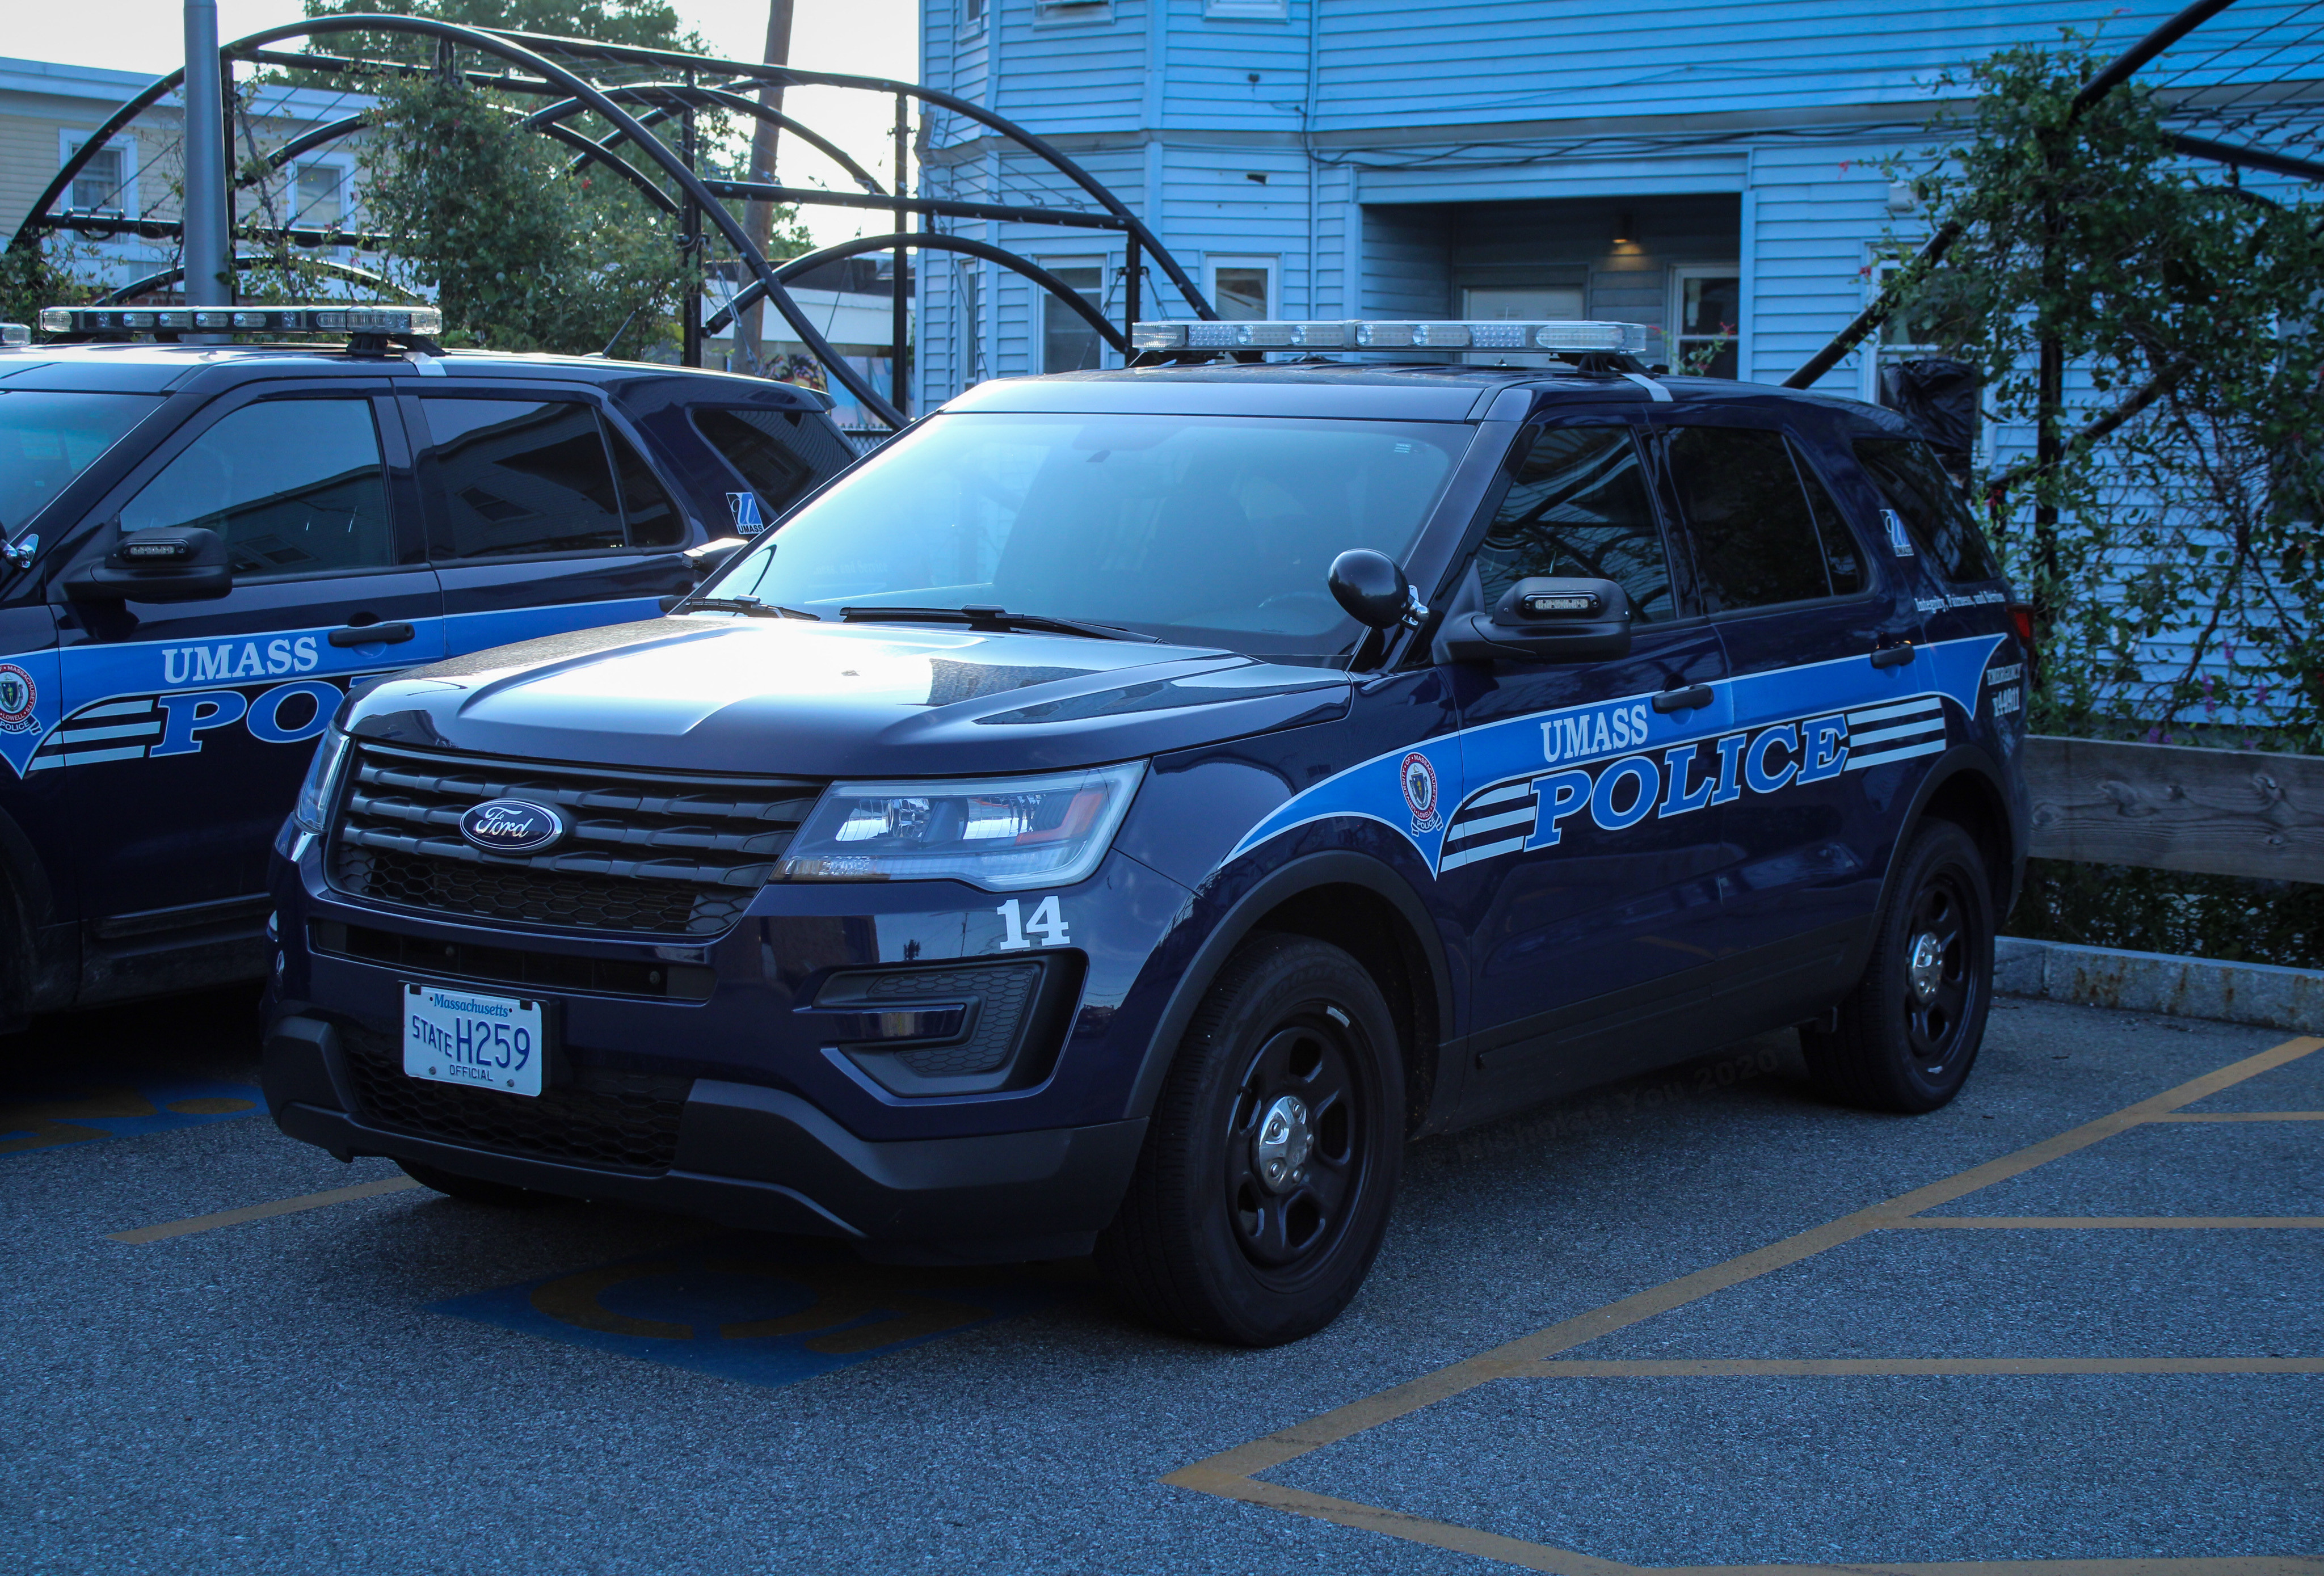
[1996,936,2324,1034]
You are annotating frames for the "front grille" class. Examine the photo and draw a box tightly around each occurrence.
[340,1026,689,1173]
[328,742,823,937]
[311,921,717,1001]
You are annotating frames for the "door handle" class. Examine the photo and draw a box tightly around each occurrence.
[1870,642,1916,669]
[1652,684,1714,713]
[328,621,416,647]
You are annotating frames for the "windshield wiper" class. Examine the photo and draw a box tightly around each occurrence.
[838,604,1160,643]
[673,595,820,621]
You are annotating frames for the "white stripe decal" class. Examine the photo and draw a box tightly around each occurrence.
[33,745,152,769]
[1464,781,1535,810]
[1448,806,1537,837]
[1439,836,1530,871]
[1850,719,1947,747]
[44,722,162,744]
[76,699,155,719]
[1846,696,1942,725]
[1845,739,1948,770]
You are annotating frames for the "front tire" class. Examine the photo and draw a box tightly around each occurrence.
[1097,934,1404,1346]
[1802,818,1995,1113]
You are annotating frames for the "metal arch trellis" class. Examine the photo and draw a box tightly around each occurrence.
[8,12,1220,431]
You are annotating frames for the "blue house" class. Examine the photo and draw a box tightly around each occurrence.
[911,0,2315,416]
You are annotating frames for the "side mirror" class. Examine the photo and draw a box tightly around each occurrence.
[65,526,233,604]
[1328,549,1424,629]
[1439,576,1632,664]
[685,535,750,581]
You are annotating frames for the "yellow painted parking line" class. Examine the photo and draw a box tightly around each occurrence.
[1896,1216,2324,1228]
[1513,1357,2324,1377]
[1162,1033,2324,1575]
[108,1176,422,1244]
[2149,1111,2324,1122]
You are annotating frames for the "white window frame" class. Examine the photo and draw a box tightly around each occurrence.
[1205,0,1289,18]
[1861,255,1989,466]
[1035,254,1111,373]
[60,129,137,216]
[1204,254,1279,322]
[960,0,987,36]
[290,157,352,232]
[1033,0,1114,22]
[1667,262,1742,377]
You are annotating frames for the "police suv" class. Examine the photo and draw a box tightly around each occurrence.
[261,318,2032,1345]
[0,306,852,1023]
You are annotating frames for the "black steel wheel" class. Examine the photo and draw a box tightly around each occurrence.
[1097,933,1403,1346]
[1801,818,1995,1114]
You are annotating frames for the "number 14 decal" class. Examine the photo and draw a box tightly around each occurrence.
[996,895,1069,950]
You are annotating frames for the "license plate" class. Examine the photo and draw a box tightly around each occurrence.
[402,983,546,1097]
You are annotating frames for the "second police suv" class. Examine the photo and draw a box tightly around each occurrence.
[263,316,2033,1346]
[0,306,853,1022]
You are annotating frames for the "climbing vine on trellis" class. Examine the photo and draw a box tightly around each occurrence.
[1885,36,2324,750]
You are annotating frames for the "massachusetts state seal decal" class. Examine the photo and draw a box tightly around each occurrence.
[1400,750,1441,835]
[0,664,38,735]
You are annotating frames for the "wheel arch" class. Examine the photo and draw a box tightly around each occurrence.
[0,798,68,1023]
[1892,747,2024,923]
[1126,850,1455,1139]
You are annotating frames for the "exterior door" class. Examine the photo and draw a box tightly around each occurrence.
[407,392,696,658]
[51,386,445,918]
[1438,416,1735,1113]
[1660,415,1925,1017]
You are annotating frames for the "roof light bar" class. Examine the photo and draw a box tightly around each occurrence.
[1131,319,1652,356]
[37,304,443,338]
[0,323,28,349]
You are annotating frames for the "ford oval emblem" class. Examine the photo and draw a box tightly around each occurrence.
[458,798,567,856]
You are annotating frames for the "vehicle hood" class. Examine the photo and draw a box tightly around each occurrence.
[345,616,1352,776]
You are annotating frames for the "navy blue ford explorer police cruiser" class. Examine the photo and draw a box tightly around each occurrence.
[262,317,2032,1345]
[0,305,852,1023]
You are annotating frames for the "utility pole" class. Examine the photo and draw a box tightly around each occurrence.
[180,0,231,310]
[737,0,794,372]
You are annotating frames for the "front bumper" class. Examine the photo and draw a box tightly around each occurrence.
[264,1012,1146,1260]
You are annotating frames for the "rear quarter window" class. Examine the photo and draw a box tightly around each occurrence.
[1852,436,2002,583]
[691,406,853,529]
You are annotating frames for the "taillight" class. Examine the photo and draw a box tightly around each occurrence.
[2007,602,2038,680]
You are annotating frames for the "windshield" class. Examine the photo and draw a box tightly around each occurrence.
[709,411,1470,657]
[0,390,158,538]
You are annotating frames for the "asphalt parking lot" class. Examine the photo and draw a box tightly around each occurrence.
[5,988,2318,1575]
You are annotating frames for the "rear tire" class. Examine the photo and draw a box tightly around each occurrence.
[395,1158,545,1206]
[1097,934,1404,1346]
[1801,819,1994,1114]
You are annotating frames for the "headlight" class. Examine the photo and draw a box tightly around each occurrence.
[778,762,1145,891]
[293,727,353,833]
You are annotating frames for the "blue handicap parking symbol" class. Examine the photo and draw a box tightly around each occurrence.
[1,1078,264,1157]
[430,1234,1073,1388]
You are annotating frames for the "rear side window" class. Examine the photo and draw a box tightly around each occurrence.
[423,398,623,557]
[119,398,393,578]
[1666,426,1858,612]
[1853,436,2001,583]
[691,406,820,529]
[607,424,684,548]
[1476,425,1674,621]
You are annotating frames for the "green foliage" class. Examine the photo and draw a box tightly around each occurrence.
[2011,858,2324,970]
[0,241,96,327]
[358,73,689,355]
[301,0,709,61]
[1889,36,2324,751]
[290,0,815,360]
